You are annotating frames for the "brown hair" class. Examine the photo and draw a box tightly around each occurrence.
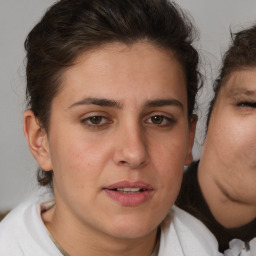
[206,24,256,129]
[25,0,202,187]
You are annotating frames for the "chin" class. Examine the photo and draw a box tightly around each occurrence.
[105,216,159,239]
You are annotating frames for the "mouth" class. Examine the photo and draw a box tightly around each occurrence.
[103,181,154,206]
[111,188,148,194]
[104,180,153,192]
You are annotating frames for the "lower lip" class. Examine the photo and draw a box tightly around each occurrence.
[104,189,154,207]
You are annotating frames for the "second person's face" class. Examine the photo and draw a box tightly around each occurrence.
[205,68,256,205]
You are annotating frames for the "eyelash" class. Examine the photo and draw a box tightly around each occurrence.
[237,101,256,108]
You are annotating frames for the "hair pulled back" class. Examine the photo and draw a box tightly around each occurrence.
[25,0,202,186]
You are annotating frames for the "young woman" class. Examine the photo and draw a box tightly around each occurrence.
[0,0,220,255]
[176,24,256,255]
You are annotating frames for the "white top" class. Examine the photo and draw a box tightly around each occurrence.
[223,238,256,256]
[0,197,222,256]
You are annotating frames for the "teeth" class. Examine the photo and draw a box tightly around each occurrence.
[116,188,142,193]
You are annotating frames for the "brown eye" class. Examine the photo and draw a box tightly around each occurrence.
[145,114,176,127]
[80,114,113,130]
[81,115,111,129]
[89,116,103,124]
[151,115,164,124]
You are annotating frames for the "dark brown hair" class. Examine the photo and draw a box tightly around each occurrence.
[206,24,256,129]
[25,0,202,187]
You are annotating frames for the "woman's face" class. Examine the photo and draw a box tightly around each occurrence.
[205,68,256,205]
[32,42,195,240]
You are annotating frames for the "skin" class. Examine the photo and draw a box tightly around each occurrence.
[24,42,196,256]
[198,68,256,228]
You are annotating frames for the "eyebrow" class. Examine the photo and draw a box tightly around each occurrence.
[145,99,184,110]
[68,97,123,109]
[68,97,183,110]
[227,88,256,98]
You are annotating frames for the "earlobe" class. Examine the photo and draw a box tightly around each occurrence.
[23,110,52,171]
[185,114,198,165]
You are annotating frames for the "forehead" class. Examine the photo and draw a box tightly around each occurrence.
[221,68,256,98]
[57,42,187,108]
[71,42,183,76]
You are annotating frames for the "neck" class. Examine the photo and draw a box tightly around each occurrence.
[42,205,157,256]
[198,155,256,228]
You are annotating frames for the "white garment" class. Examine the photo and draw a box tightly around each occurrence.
[0,197,221,256]
[224,238,256,256]
[0,200,62,256]
[159,206,222,256]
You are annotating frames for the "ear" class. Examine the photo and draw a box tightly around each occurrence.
[185,114,197,165]
[23,110,52,171]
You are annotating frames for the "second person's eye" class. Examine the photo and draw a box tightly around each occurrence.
[237,101,256,108]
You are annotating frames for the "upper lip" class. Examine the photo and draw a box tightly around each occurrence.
[104,180,153,190]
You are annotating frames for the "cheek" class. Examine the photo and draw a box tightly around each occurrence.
[158,130,189,163]
[48,133,110,188]
[49,136,110,206]
[149,132,188,187]
[231,122,256,165]
[210,115,256,161]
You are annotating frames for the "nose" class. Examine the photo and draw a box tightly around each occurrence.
[112,124,150,169]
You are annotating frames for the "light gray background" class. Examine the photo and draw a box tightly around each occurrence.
[1,0,256,211]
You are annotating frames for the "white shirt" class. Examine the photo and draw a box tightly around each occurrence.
[0,197,222,256]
